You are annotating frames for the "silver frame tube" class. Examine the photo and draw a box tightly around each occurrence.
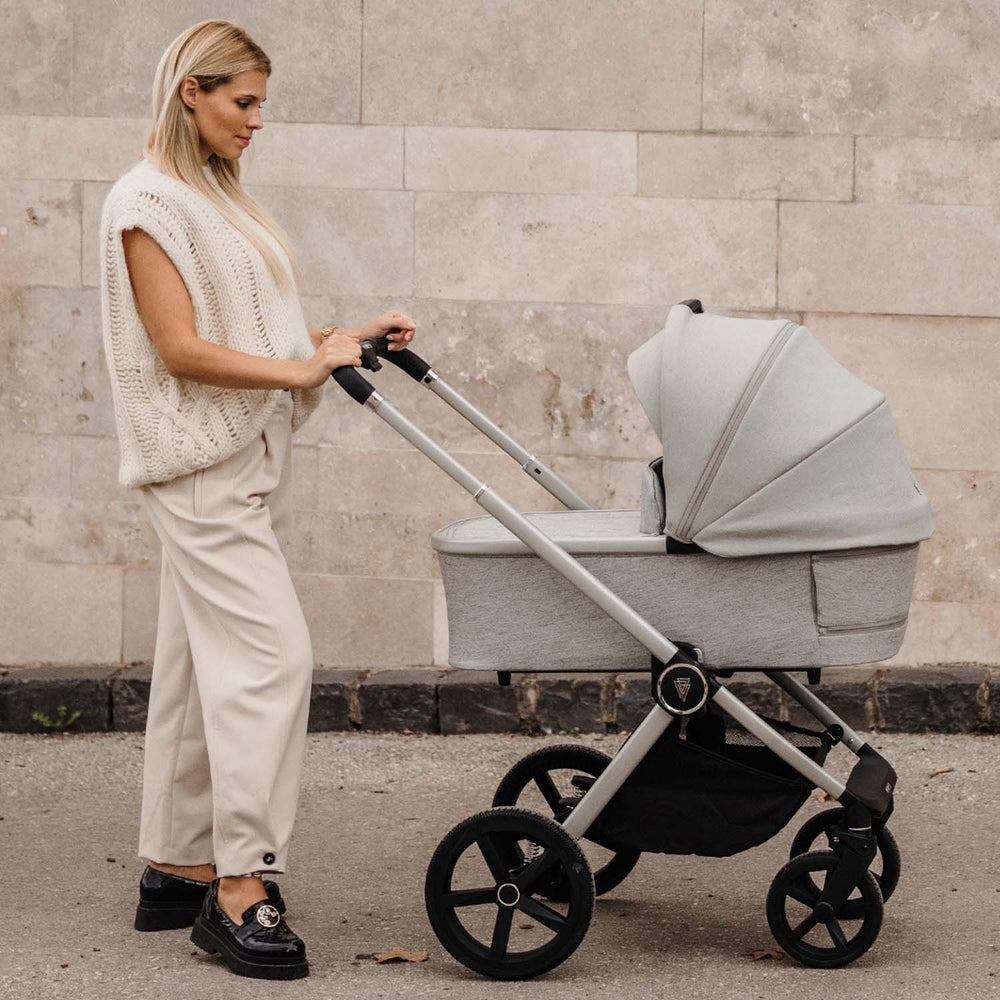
[764,670,867,754]
[362,390,855,841]
[426,374,594,511]
[371,396,681,666]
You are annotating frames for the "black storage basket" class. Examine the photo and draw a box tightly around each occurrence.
[587,706,832,858]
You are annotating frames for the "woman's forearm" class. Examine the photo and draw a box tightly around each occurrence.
[168,338,306,390]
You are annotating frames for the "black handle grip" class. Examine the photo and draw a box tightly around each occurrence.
[330,365,377,405]
[363,335,432,382]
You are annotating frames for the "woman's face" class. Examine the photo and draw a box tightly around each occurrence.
[181,69,267,164]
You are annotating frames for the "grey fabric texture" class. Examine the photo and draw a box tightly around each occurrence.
[435,509,920,671]
[626,303,934,556]
[638,457,666,535]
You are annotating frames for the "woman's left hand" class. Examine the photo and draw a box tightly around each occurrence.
[359,310,416,351]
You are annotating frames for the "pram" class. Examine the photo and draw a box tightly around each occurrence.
[330,299,934,979]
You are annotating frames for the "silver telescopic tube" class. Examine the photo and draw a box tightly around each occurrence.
[712,686,848,800]
[370,396,681,667]
[426,376,593,511]
[764,670,867,754]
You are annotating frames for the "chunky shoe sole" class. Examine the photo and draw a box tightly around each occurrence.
[190,916,309,980]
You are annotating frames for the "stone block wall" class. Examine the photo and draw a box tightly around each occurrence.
[1,2,997,670]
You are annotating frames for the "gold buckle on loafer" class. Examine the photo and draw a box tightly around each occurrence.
[255,904,280,928]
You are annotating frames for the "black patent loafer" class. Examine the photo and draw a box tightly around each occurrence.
[134,865,285,931]
[190,879,308,980]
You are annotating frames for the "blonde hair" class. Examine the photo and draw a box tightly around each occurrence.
[143,19,301,297]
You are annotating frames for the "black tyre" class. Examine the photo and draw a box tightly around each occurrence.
[767,850,884,968]
[492,744,641,900]
[425,807,595,980]
[790,808,900,911]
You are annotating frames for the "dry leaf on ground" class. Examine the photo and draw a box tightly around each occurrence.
[360,947,429,964]
[745,947,784,961]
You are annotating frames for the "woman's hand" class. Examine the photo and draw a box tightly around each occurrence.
[357,310,417,351]
[296,331,363,389]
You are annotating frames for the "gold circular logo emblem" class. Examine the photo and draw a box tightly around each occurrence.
[255,903,280,928]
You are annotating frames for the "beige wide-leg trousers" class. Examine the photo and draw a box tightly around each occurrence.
[136,390,314,877]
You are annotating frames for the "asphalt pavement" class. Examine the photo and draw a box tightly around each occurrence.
[1,730,998,999]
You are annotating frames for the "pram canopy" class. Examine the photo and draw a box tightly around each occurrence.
[627,303,934,557]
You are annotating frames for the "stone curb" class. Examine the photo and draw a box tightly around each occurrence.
[0,663,996,736]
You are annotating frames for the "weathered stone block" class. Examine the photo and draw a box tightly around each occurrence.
[416,193,776,308]
[781,203,1000,318]
[406,127,635,195]
[638,134,852,202]
[0,433,71,496]
[0,286,115,437]
[358,668,439,732]
[781,667,877,733]
[856,138,1000,206]
[438,670,519,735]
[308,669,360,732]
[704,1,1000,139]
[0,180,80,287]
[74,1,362,122]
[0,665,114,733]
[364,0,702,130]
[526,673,606,734]
[110,662,152,731]
[887,601,1000,667]
[0,115,148,182]
[123,566,160,663]
[241,124,402,190]
[720,674,783,719]
[295,575,434,668]
[876,667,987,733]
[612,674,654,733]
[0,559,123,664]
[805,313,1000,471]
[0,5,72,115]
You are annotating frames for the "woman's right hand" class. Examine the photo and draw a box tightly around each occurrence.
[296,332,363,389]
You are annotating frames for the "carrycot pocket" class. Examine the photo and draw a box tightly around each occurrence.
[588,714,830,858]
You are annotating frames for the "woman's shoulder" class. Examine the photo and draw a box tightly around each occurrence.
[103,159,198,224]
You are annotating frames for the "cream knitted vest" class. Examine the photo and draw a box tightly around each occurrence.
[99,156,324,488]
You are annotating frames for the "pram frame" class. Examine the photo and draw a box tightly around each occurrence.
[334,334,898,970]
[332,340,888,824]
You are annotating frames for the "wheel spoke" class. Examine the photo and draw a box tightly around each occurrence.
[532,771,563,812]
[786,880,818,908]
[826,918,849,950]
[442,888,497,909]
[477,833,513,882]
[514,849,561,894]
[518,895,568,933]
[791,912,819,940]
[490,905,514,959]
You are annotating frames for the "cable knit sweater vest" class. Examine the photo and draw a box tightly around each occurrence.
[99,156,324,488]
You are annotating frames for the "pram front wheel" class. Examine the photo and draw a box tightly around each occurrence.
[766,850,884,968]
[790,807,901,909]
[492,744,641,900]
[424,807,595,980]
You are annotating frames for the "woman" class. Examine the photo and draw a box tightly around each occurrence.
[98,19,415,981]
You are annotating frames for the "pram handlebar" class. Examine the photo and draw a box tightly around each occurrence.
[328,335,593,510]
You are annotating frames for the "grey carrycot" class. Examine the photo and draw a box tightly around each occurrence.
[328,299,934,980]
[433,300,933,672]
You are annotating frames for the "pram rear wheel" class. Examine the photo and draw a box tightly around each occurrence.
[766,850,883,968]
[425,807,594,980]
[790,808,900,909]
[492,744,641,900]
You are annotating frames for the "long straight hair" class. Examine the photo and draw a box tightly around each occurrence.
[143,19,301,297]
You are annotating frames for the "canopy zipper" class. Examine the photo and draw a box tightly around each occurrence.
[675,320,797,541]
